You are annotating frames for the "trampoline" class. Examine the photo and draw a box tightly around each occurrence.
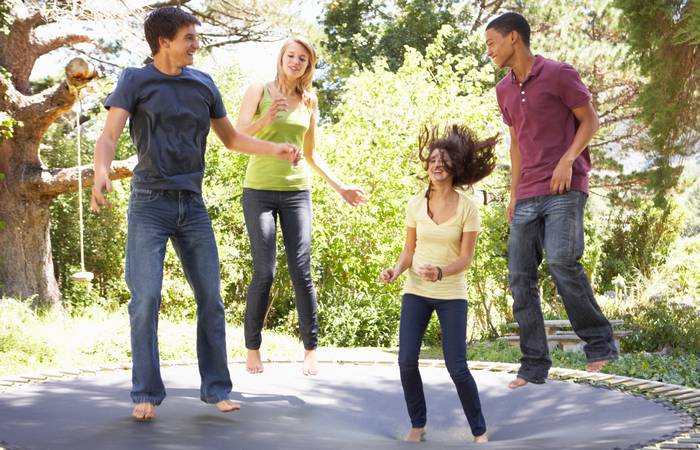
[0,362,692,450]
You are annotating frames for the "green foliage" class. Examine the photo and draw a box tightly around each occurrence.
[0,107,19,141]
[43,117,131,305]
[597,198,683,290]
[614,0,700,185]
[0,299,56,374]
[604,352,700,388]
[682,177,700,236]
[318,0,484,118]
[0,2,10,34]
[606,297,700,355]
[432,340,700,387]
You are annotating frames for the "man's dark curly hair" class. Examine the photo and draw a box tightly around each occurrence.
[144,7,201,56]
[418,124,498,217]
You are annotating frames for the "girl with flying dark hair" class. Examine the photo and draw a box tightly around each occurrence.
[381,124,497,443]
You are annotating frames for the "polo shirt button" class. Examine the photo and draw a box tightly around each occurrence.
[521,91,525,94]
[521,98,525,102]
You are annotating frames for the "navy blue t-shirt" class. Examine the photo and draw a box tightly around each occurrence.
[104,64,227,193]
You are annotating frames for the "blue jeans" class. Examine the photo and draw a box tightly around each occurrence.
[242,188,318,350]
[508,191,617,383]
[398,294,486,437]
[125,188,232,405]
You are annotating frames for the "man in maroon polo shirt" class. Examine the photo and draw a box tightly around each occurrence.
[485,12,618,389]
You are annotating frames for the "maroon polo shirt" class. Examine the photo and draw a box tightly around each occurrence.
[496,55,592,200]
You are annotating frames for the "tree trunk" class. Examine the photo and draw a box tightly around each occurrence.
[0,188,60,306]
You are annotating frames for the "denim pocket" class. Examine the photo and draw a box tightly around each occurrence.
[130,188,161,203]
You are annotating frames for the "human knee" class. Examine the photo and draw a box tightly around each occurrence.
[547,259,582,279]
[128,292,160,320]
[446,360,470,382]
[398,354,419,371]
[251,267,275,286]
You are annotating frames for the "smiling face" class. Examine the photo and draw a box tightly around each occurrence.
[280,40,310,81]
[160,24,200,67]
[484,27,515,69]
[427,148,454,185]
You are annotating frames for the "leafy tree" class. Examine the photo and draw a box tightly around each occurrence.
[318,0,505,118]
[615,0,700,197]
[0,0,298,306]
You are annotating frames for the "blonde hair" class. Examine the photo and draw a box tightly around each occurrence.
[275,36,316,108]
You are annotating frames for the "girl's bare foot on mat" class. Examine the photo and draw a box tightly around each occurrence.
[303,349,318,376]
[474,433,489,443]
[405,427,426,442]
[246,349,264,374]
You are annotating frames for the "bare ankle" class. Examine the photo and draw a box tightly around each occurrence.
[406,427,426,442]
[246,349,264,374]
[303,348,318,376]
[473,433,488,443]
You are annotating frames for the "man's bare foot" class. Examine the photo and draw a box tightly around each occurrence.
[303,349,318,376]
[405,427,426,442]
[132,403,155,421]
[216,399,241,413]
[246,349,264,374]
[508,377,529,389]
[586,359,609,372]
[473,433,488,443]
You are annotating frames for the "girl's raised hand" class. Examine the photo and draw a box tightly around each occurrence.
[381,268,399,284]
[263,97,288,125]
[417,264,439,282]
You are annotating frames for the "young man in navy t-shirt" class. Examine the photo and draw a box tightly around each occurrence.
[485,12,618,389]
[91,7,299,421]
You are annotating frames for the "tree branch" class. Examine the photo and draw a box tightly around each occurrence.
[21,156,137,198]
[35,34,92,58]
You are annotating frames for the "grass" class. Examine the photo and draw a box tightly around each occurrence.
[0,298,308,376]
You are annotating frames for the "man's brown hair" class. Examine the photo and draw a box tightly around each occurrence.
[144,7,201,55]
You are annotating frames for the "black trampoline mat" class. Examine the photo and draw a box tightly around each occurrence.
[0,363,685,450]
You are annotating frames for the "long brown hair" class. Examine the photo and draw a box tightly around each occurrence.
[418,124,498,218]
[275,36,316,108]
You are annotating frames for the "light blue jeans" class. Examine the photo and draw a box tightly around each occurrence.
[125,188,232,405]
[508,190,617,383]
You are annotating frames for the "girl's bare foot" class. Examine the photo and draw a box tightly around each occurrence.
[473,433,488,443]
[405,427,426,442]
[132,403,155,421]
[303,349,318,376]
[246,349,264,374]
[508,377,529,389]
[216,399,241,413]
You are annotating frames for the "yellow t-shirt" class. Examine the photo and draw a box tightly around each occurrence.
[403,190,481,300]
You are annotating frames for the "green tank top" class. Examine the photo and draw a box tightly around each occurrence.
[243,86,312,191]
